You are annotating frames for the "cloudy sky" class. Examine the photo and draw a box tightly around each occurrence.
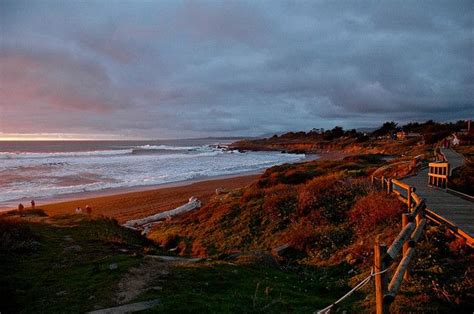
[0,0,472,139]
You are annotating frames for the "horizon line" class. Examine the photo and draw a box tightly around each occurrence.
[0,135,251,142]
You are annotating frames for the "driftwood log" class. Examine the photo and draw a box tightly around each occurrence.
[123,197,201,231]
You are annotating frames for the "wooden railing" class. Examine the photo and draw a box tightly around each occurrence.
[371,155,424,180]
[428,162,449,188]
[372,176,426,314]
[319,148,468,313]
[367,146,471,312]
[429,146,473,246]
[371,177,415,209]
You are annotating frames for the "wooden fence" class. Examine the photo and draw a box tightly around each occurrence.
[319,148,469,313]
[371,176,426,314]
[428,162,449,188]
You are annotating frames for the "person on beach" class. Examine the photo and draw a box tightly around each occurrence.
[31,200,35,210]
[18,203,24,214]
[75,207,82,214]
[85,205,92,215]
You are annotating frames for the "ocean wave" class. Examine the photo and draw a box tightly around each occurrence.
[133,144,202,151]
[0,148,226,162]
[131,144,222,155]
[0,144,223,160]
[148,150,224,159]
[0,147,307,206]
[0,149,133,159]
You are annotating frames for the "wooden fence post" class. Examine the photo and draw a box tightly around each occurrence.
[445,164,449,189]
[428,165,432,186]
[407,187,412,210]
[374,242,388,314]
[416,206,423,225]
[402,214,411,279]
[387,179,392,194]
[381,176,385,191]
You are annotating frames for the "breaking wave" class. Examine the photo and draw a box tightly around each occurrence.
[0,141,307,207]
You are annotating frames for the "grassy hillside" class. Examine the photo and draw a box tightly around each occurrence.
[145,153,472,312]
[147,155,401,265]
[1,136,472,312]
[1,210,470,313]
[0,212,156,312]
[0,212,361,313]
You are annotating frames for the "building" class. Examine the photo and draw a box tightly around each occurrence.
[396,131,421,140]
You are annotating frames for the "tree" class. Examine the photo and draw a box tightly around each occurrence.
[323,126,345,140]
[372,121,398,136]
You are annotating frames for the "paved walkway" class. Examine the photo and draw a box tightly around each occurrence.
[441,147,465,174]
[401,148,473,238]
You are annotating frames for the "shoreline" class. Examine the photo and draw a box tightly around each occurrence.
[0,170,263,212]
[1,153,321,213]
[0,152,331,221]
[20,173,261,223]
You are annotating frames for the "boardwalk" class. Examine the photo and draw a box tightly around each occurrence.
[439,147,465,175]
[401,148,474,239]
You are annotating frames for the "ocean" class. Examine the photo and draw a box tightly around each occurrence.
[0,139,306,209]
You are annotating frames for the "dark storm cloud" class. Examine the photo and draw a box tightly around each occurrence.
[0,0,472,138]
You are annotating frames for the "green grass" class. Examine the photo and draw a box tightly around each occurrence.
[0,215,152,313]
[0,214,364,313]
[3,188,470,313]
[136,262,360,313]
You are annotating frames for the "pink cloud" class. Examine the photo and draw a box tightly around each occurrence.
[0,50,121,113]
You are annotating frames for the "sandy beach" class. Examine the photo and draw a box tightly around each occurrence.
[2,152,345,221]
[35,173,260,223]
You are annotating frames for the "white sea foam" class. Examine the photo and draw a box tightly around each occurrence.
[134,144,200,150]
[0,143,306,206]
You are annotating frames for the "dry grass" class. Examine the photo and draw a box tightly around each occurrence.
[349,191,404,235]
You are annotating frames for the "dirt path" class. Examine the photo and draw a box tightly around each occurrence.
[113,254,202,306]
[87,299,161,314]
[114,258,169,304]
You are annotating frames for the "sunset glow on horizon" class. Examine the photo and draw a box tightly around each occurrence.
[0,1,472,139]
[0,133,142,141]
[0,2,473,312]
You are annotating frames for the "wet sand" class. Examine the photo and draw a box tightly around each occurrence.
[36,174,259,223]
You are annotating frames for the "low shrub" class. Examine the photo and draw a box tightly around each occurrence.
[262,185,297,219]
[310,225,353,259]
[424,131,451,144]
[283,222,353,258]
[297,174,370,223]
[206,203,235,226]
[298,174,341,217]
[343,154,385,165]
[24,208,48,217]
[348,191,403,234]
[0,220,37,252]
[283,221,317,252]
[256,161,326,187]
[277,169,319,185]
[240,183,263,204]
[191,240,208,257]
[449,164,474,196]
[155,233,180,250]
[448,237,468,255]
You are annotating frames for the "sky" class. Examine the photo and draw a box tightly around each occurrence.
[0,0,473,140]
